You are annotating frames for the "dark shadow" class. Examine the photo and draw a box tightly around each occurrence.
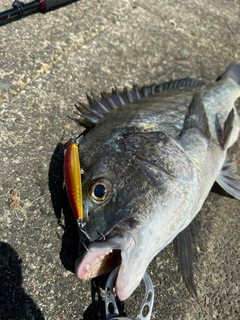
[48,142,65,221]
[0,242,44,320]
[211,181,234,198]
[59,192,79,272]
[83,276,127,320]
[48,141,79,272]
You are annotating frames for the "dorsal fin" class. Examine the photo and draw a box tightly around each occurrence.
[74,77,205,128]
[181,93,211,139]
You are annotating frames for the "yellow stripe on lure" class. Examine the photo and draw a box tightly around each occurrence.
[64,137,83,223]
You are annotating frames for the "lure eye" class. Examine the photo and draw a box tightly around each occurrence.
[89,179,112,202]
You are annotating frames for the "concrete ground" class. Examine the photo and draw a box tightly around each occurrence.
[0,0,239,319]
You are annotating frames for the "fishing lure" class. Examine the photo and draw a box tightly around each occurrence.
[64,137,83,225]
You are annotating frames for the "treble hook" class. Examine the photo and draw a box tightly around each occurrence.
[77,219,95,252]
[82,242,91,252]
[96,230,106,241]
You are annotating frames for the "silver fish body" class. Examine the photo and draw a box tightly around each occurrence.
[74,63,240,301]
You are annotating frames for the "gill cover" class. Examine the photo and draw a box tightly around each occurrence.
[78,128,195,241]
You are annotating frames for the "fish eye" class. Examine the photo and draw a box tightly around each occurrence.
[89,179,112,202]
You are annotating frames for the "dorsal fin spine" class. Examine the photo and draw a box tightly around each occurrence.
[75,77,205,127]
[124,87,133,103]
[114,87,125,106]
[86,93,94,105]
[75,102,103,120]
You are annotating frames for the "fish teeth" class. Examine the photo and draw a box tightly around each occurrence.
[84,250,113,279]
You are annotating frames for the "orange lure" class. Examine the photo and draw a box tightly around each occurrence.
[64,137,83,223]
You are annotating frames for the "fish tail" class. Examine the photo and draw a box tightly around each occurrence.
[220,62,240,85]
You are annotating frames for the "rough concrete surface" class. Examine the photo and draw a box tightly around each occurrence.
[0,0,239,319]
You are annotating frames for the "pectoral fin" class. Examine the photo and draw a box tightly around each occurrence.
[174,215,201,300]
[216,157,240,200]
[180,93,211,140]
[221,109,235,150]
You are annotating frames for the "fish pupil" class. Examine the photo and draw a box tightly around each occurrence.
[94,184,106,198]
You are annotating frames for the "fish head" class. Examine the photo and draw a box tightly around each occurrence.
[75,127,195,300]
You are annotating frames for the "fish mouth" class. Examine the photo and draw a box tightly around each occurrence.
[75,219,138,300]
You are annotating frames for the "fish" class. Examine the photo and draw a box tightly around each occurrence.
[71,63,240,301]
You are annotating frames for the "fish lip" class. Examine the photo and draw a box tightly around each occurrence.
[75,218,141,300]
[75,232,133,280]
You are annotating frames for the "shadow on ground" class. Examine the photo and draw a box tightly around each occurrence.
[83,276,126,320]
[0,242,44,320]
[48,141,79,272]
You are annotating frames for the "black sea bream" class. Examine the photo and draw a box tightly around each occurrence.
[73,63,240,301]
